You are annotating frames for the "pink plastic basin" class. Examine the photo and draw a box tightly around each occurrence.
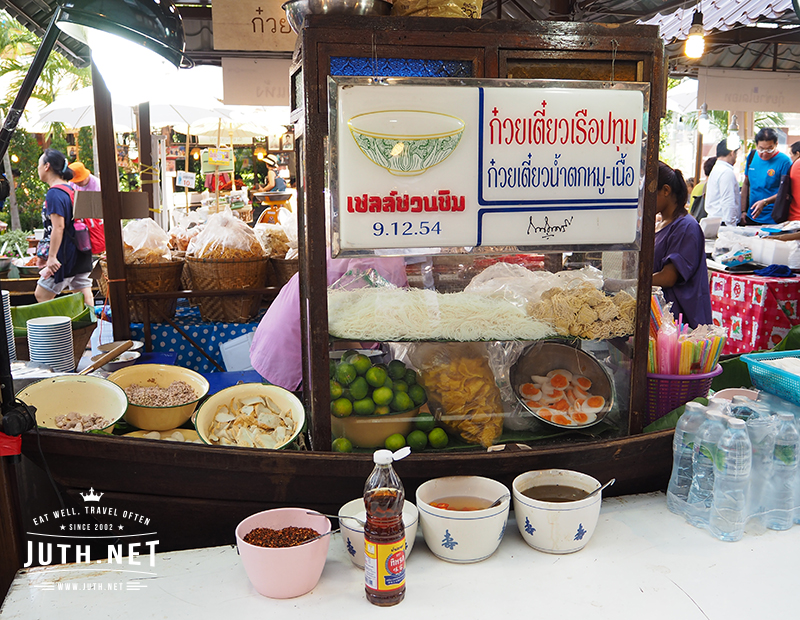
[235,508,331,599]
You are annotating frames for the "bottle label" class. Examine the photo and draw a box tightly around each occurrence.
[364,538,405,592]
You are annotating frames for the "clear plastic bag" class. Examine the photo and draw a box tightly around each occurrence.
[122,218,172,264]
[188,209,264,260]
[408,342,505,447]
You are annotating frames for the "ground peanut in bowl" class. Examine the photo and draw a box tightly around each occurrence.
[124,380,197,407]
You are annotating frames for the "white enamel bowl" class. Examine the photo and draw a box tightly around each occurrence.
[337,498,419,568]
[415,476,510,563]
[512,469,603,554]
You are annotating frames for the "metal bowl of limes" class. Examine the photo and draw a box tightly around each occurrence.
[330,352,427,448]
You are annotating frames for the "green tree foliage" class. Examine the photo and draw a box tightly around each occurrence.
[3,130,47,231]
[77,127,94,171]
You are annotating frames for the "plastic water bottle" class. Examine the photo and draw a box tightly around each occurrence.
[707,397,732,416]
[710,418,752,542]
[745,410,778,527]
[766,413,800,531]
[686,410,727,528]
[729,396,758,421]
[666,401,707,516]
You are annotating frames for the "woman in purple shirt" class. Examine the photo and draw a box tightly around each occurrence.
[652,161,712,328]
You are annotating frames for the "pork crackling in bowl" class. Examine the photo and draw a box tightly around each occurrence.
[195,383,305,449]
[107,364,209,432]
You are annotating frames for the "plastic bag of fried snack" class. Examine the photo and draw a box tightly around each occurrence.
[409,342,505,447]
[188,209,265,260]
[253,223,290,258]
[392,0,482,18]
[122,218,172,264]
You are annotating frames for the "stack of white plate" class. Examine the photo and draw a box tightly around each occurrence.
[27,316,73,372]
[2,291,15,362]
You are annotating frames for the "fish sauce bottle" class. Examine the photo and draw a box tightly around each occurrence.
[364,447,410,606]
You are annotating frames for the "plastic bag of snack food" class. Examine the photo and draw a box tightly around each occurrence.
[188,209,264,260]
[122,218,172,264]
[392,0,482,18]
[408,342,505,447]
[253,223,290,258]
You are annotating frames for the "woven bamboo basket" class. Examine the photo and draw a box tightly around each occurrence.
[101,259,185,323]
[272,257,299,287]
[185,255,270,322]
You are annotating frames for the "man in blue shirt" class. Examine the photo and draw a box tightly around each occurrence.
[741,127,792,225]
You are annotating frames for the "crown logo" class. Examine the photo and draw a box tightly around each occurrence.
[80,487,103,502]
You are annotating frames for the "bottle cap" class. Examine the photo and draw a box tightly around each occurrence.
[373,447,411,464]
[728,418,746,429]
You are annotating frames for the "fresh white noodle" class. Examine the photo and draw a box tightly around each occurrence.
[328,288,555,341]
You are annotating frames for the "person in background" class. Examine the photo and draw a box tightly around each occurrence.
[772,141,800,241]
[258,154,287,193]
[704,140,740,228]
[685,177,695,206]
[689,156,716,221]
[68,162,105,254]
[652,161,712,329]
[35,149,93,306]
[742,127,792,225]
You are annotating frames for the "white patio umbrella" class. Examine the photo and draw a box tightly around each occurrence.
[30,86,137,132]
[667,78,698,116]
[189,106,291,144]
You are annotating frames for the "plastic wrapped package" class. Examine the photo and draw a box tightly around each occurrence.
[408,342,505,447]
[122,218,172,264]
[188,209,264,260]
[253,223,290,258]
[392,0,482,18]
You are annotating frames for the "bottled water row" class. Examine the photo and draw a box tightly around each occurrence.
[667,392,800,542]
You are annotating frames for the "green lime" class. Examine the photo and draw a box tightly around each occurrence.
[415,412,436,433]
[341,350,359,363]
[406,429,428,452]
[372,386,393,406]
[374,405,391,415]
[330,380,343,400]
[408,384,427,406]
[383,377,394,390]
[385,433,406,451]
[404,369,417,385]
[330,359,336,378]
[365,366,388,388]
[335,362,357,386]
[353,398,376,416]
[332,437,353,453]
[349,376,369,401]
[428,427,449,449]
[393,380,408,393]
[330,397,353,418]
[351,354,372,376]
[388,359,407,380]
[390,391,413,412]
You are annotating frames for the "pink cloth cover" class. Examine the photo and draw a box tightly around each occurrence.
[249,257,408,390]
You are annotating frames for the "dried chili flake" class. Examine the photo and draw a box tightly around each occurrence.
[243,526,320,548]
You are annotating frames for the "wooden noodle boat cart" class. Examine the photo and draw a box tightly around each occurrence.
[8,17,672,565]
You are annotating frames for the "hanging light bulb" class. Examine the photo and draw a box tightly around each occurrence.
[727,115,741,151]
[190,147,201,160]
[697,103,711,135]
[684,11,705,59]
[10,154,19,163]
[254,146,266,160]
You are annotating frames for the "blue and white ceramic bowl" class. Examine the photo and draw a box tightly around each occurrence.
[512,469,602,554]
[416,476,510,564]
[337,498,418,569]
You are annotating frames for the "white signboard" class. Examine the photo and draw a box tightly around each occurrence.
[176,171,197,188]
[698,68,800,114]
[222,58,291,106]
[329,78,649,256]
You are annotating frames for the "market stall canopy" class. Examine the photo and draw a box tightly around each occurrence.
[4,0,800,75]
[187,105,291,144]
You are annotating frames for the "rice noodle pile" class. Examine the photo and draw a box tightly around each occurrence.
[328,288,555,341]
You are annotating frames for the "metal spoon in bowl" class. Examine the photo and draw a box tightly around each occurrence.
[307,511,366,527]
[586,478,616,499]
[488,493,511,508]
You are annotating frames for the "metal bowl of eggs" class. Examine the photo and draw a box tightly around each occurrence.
[510,341,614,429]
[282,0,392,35]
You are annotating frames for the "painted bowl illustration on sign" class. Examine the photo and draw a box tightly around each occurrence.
[348,110,465,176]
